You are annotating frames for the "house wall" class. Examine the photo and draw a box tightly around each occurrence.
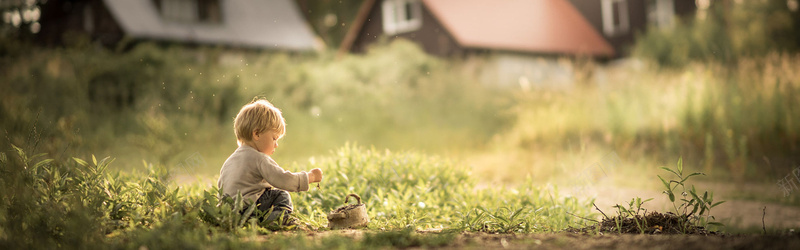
[568,0,696,57]
[347,0,581,89]
[568,0,646,57]
[674,0,698,17]
[349,0,462,57]
[91,0,125,46]
[38,0,124,47]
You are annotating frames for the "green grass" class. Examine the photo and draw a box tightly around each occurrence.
[481,54,800,184]
[0,144,591,249]
[3,21,800,248]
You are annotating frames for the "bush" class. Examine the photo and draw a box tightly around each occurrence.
[1,38,513,173]
[0,41,241,167]
[633,0,800,67]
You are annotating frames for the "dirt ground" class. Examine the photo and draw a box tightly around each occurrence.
[443,232,800,250]
[569,181,800,230]
[271,229,800,249]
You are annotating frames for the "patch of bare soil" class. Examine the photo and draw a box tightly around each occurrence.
[443,232,800,250]
[568,211,715,235]
[258,229,799,249]
[566,183,800,230]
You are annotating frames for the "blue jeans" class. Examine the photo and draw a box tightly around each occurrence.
[253,188,293,223]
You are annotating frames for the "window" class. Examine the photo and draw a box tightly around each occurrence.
[154,0,221,24]
[382,0,422,35]
[83,5,94,32]
[647,0,674,28]
[601,0,629,36]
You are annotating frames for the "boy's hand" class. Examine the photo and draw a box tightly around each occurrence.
[309,168,323,183]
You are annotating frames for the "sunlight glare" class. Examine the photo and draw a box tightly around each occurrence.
[30,21,39,33]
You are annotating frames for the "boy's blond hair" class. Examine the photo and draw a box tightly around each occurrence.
[233,99,286,145]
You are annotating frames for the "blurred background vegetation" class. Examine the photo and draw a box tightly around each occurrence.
[1,0,799,187]
[1,1,800,247]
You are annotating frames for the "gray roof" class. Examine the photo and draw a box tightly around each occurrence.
[103,0,320,51]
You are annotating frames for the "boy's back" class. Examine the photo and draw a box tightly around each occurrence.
[217,144,309,203]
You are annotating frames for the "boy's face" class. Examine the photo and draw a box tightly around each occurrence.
[252,130,280,155]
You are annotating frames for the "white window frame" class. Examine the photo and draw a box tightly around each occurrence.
[647,0,675,28]
[601,0,630,36]
[382,0,422,35]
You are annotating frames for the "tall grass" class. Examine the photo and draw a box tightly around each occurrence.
[0,143,591,248]
[290,144,589,232]
[0,38,512,175]
[633,0,800,67]
[483,54,800,183]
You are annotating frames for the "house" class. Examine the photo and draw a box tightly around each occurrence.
[340,0,614,58]
[37,0,321,51]
[568,0,697,55]
[339,0,615,88]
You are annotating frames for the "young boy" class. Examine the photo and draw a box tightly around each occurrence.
[217,99,323,223]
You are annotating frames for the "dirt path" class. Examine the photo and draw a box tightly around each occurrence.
[566,182,800,230]
[443,232,800,249]
[258,230,800,249]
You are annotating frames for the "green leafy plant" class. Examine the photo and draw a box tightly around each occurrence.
[658,158,726,233]
[612,197,654,234]
[456,206,538,233]
[1,142,594,248]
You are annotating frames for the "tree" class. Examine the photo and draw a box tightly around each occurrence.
[0,0,44,41]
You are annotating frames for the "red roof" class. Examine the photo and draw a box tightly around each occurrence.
[340,0,614,57]
[422,0,614,56]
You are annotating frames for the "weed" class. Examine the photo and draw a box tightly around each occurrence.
[574,158,727,235]
[659,158,726,232]
[1,143,592,248]
[612,197,654,234]
[457,206,538,233]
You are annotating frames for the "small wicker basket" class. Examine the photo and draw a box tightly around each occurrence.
[327,193,369,229]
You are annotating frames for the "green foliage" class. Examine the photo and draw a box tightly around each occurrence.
[0,40,241,167]
[611,197,654,234]
[291,144,591,233]
[0,38,511,174]
[658,158,726,232]
[243,39,511,161]
[0,144,105,249]
[580,158,725,235]
[0,143,247,248]
[633,0,800,67]
[492,53,800,183]
[456,206,541,233]
[0,142,590,248]
[199,187,256,231]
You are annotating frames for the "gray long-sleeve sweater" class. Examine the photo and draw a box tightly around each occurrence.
[217,144,309,203]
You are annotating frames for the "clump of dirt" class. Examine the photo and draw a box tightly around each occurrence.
[569,211,718,235]
[332,204,362,213]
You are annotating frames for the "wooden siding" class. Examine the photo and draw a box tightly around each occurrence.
[38,0,125,47]
[568,0,646,56]
[568,0,697,57]
[349,0,463,57]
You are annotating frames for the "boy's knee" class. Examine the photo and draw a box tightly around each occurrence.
[255,189,294,224]
[256,189,293,213]
[274,190,293,212]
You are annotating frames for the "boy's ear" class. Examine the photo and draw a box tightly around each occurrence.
[252,130,259,141]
